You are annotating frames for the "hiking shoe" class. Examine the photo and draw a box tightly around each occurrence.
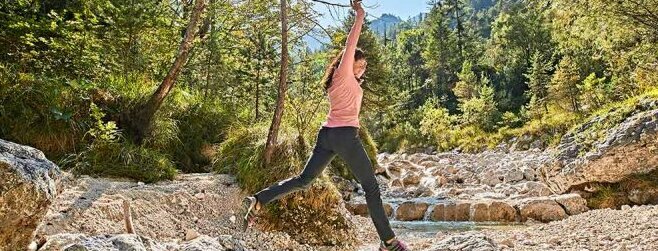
[380,239,409,251]
[240,196,258,231]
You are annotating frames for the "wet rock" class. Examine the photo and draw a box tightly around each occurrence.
[469,202,489,222]
[395,202,429,221]
[429,202,471,222]
[488,201,518,222]
[429,204,446,221]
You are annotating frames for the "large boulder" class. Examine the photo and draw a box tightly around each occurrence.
[395,202,429,221]
[554,194,589,215]
[515,197,567,222]
[544,102,658,194]
[1,139,61,250]
[345,202,393,218]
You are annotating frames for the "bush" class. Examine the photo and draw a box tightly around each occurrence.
[72,141,178,183]
[420,103,455,151]
[158,93,234,172]
[214,124,357,246]
[0,70,91,157]
[504,109,580,147]
[67,102,177,183]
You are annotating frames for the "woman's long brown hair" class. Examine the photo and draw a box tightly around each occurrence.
[321,48,365,90]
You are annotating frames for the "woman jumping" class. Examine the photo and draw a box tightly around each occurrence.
[241,1,408,250]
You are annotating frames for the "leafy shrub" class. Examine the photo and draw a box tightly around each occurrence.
[71,103,177,183]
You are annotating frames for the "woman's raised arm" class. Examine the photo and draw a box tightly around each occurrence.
[336,0,365,75]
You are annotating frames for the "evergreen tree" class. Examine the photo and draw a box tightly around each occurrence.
[524,51,552,117]
[454,60,478,100]
[550,56,581,113]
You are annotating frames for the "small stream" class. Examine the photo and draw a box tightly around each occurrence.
[390,220,525,237]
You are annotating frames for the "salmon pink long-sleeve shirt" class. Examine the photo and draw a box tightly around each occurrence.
[322,13,365,128]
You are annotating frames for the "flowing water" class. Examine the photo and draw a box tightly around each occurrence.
[390,220,525,237]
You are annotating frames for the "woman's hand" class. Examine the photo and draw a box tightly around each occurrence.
[351,0,365,17]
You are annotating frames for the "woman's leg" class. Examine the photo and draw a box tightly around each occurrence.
[332,129,396,242]
[254,135,336,206]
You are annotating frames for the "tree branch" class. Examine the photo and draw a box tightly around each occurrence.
[309,0,350,8]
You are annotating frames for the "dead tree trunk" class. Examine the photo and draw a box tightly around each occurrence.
[263,0,289,167]
[127,0,206,144]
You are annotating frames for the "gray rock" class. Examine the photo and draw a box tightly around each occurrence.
[109,234,147,251]
[545,107,658,194]
[180,235,231,251]
[1,139,61,250]
[504,168,525,183]
[429,233,498,251]
[480,170,503,186]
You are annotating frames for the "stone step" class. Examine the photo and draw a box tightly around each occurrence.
[345,194,588,223]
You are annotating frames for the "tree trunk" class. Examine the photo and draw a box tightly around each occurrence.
[127,0,206,144]
[263,0,289,167]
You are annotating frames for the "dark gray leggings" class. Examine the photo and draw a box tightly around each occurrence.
[254,126,395,242]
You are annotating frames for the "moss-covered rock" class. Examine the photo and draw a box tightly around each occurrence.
[214,125,357,246]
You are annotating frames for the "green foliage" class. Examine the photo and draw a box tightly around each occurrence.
[550,56,582,112]
[578,73,609,112]
[0,70,89,157]
[454,60,479,100]
[87,103,120,143]
[459,83,499,131]
[524,51,552,119]
[505,110,580,146]
[72,102,176,183]
[73,141,178,183]
[419,99,456,151]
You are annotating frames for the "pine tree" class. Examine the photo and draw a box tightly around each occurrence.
[454,60,479,100]
[550,56,581,113]
[524,51,552,118]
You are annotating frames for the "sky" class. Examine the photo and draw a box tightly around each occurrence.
[313,0,430,27]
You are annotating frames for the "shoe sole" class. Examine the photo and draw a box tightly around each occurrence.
[240,197,256,231]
